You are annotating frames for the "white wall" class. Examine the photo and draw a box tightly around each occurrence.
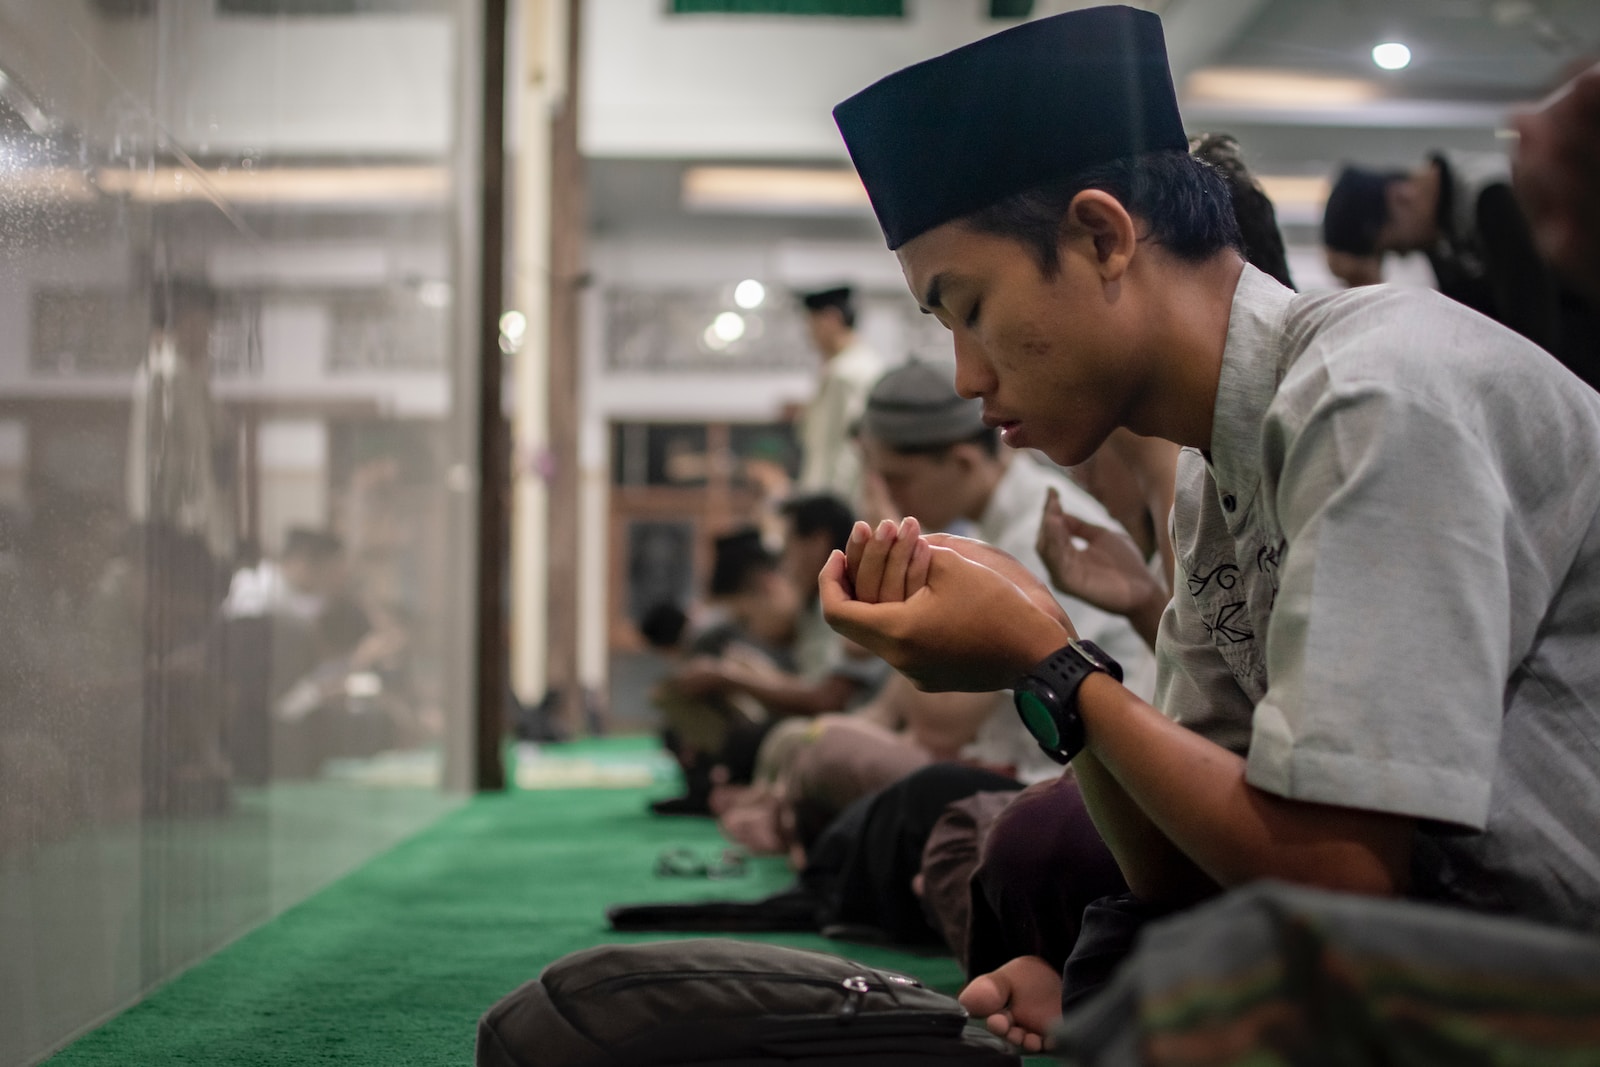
[580,0,1275,159]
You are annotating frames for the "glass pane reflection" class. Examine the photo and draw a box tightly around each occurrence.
[0,3,481,1062]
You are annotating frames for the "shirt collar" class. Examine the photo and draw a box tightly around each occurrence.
[1206,264,1295,526]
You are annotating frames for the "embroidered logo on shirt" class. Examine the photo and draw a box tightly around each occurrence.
[1202,600,1255,644]
[1187,562,1241,597]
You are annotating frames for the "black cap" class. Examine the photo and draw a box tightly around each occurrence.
[799,286,854,313]
[860,362,987,449]
[833,5,1188,250]
[1323,166,1404,255]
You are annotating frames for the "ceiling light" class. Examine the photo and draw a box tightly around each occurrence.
[499,310,527,341]
[94,165,451,205]
[1185,67,1382,108]
[1372,42,1411,70]
[734,279,766,309]
[682,166,870,215]
[711,312,746,343]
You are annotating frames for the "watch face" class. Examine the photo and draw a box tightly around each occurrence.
[1015,687,1061,750]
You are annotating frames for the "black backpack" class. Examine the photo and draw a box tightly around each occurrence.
[476,938,1020,1066]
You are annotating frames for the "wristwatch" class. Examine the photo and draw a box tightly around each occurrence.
[1012,639,1123,765]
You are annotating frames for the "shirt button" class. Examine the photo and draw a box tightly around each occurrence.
[1221,493,1237,512]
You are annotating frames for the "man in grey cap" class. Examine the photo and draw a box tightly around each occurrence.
[858,361,1153,741]
[820,4,1600,1052]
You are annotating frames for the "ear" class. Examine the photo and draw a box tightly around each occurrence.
[1062,189,1137,282]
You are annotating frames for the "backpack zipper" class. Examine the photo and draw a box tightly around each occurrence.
[565,968,923,1019]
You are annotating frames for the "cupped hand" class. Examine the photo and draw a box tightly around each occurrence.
[1036,487,1166,617]
[843,517,933,605]
[821,538,1070,693]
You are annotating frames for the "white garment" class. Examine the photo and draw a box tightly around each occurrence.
[797,340,883,502]
[961,454,1158,782]
[1157,265,1600,931]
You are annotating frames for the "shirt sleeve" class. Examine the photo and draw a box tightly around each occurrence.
[1246,381,1512,829]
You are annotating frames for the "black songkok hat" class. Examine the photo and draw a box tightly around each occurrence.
[799,286,854,313]
[833,5,1188,250]
[861,362,987,449]
[1322,166,1404,255]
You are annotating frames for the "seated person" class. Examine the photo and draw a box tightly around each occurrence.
[824,7,1600,1053]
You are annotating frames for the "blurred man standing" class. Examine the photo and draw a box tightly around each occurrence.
[793,286,883,504]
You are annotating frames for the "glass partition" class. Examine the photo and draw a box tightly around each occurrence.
[0,2,485,1062]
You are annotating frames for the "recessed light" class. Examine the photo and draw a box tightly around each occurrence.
[1372,42,1411,70]
[734,279,766,309]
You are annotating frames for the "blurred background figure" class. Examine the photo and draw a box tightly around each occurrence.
[1322,152,1600,389]
[1515,60,1600,309]
[791,286,883,507]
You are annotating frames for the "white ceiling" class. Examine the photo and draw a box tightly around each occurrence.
[582,0,1600,245]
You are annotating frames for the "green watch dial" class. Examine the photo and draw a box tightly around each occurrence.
[1016,690,1060,749]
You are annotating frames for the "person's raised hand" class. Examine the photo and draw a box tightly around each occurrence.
[1514,62,1600,306]
[1036,487,1167,618]
[843,517,932,605]
[821,537,1070,692]
[921,531,1075,635]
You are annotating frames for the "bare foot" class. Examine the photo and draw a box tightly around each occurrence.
[958,955,1062,1054]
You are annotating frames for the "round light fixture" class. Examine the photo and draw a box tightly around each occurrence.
[499,309,527,341]
[1372,42,1411,70]
[734,279,766,309]
[712,311,746,343]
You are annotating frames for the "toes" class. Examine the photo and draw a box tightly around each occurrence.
[959,974,1007,1018]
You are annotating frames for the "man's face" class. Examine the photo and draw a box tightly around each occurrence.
[728,570,800,646]
[895,221,1130,468]
[1378,178,1438,252]
[859,436,968,532]
[778,524,835,602]
[804,307,844,355]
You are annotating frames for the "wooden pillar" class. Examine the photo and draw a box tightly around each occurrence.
[474,0,511,790]
[544,0,585,735]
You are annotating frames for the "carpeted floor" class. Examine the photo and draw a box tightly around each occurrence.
[46,738,1054,1065]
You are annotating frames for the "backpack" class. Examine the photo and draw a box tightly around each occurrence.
[476,938,1020,1066]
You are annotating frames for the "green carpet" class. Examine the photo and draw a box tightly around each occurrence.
[46,738,1056,1065]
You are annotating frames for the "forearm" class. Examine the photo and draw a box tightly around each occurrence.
[1071,747,1217,906]
[1076,673,1414,897]
[724,665,857,719]
[1126,587,1169,651]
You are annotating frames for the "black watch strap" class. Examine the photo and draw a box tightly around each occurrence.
[1013,640,1123,765]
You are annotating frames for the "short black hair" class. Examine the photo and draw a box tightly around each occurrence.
[800,287,857,330]
[888,426,1000,460]
[778,493,856,553]
[964,149,1242,278]
[709,527,774,597]
[1190,132,1295,290]
[638,601,688,650]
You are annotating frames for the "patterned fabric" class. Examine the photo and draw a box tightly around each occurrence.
[1053,882,1600,1067]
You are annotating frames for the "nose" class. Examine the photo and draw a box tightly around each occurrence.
[951,332,996,400]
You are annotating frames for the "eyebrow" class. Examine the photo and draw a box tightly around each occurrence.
[920,273,947,314]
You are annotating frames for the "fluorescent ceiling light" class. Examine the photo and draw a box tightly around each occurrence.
[682,166,870,215]
[94,165,451,205]
[1254,175,1332,210]
[1372,42,1412,70]
[1185,67,1382,108]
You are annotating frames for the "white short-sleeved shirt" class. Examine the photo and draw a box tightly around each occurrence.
[798,341,883,502]
[1156,265,1600,931]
